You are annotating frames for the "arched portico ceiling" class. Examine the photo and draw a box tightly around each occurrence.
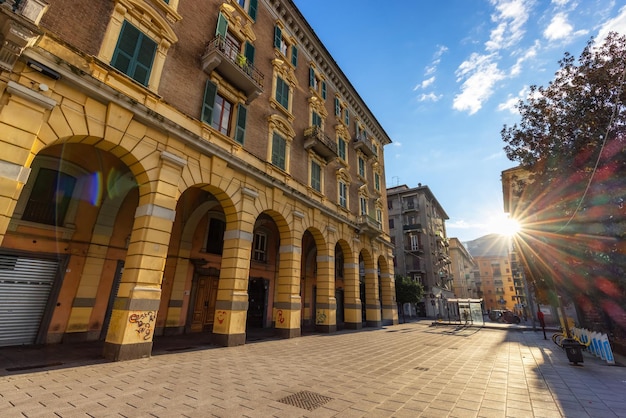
[335,239,355,264]
[255,209,291,242]
[358,248,375,270]
[377,254,391,276]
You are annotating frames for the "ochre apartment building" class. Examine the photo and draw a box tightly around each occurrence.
[0,0,396,361]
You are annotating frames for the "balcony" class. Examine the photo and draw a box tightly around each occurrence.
[353,133,376,158]
[201,36,264,104]
[0,0,48,71]
[405,243,424,254]
[303,126,338,161]
[403,223,422,232]
[402,202,419,212]
[356,215,382,238]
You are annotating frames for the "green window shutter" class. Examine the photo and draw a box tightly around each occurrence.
[248,0,258,20]
[111,21,156,86]
[291,45,298,67]
[134,35,157,86]
[355,121,360,138]
[309,67,315,88]
[272,133,286,170]
[312,112,321,127]
[201,80,217,124]
[275,77,289,109]
[311,161,321,191]
[321,81,327,99]
[244,41,255,65]
[274,25,282,49]
[334,98,340,116]
[344,108,349,125]
[338,137,346,160]
[216,13,228,38]
[112,21,140,76]
[235,104,247,144]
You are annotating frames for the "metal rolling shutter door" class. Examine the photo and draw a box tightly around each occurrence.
[0,254,59,347]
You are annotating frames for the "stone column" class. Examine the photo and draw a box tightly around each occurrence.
[364,267,382,328]
[274,235,302,338]
[315,245,336,333]
[103,151,185,361]
[211,187,256,347]
[342,259,362,329]
[380,270,399,326]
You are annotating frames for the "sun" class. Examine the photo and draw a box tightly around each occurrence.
[489,214,521,237]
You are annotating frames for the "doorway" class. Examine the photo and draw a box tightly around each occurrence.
[190,275,219,333]
[247,278,268,328]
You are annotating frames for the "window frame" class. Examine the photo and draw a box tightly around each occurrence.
[252,231,268,262]
[98,1,178,91]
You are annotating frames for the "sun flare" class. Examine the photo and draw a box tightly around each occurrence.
[490,215,521,237]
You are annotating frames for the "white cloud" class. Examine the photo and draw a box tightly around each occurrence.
[414,76,435,90]
[418,92,443,102]
[453,53,506,114]
[486,0,531,51]
[596,5,626,44]
[544,12,574,40]
[497,86,526,113]
[510,41,538,76]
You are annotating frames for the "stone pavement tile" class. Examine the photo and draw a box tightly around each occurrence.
[449,407,479,418]
[506,398,533,411]
[480,399,506,411]
[482,391,506,402]
[420,405,456,417]
[475,406,506,417]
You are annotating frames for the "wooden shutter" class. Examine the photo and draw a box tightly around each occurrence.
[244,41,255,64]
[335,98,340,116]
[309,67,315,88]
[274,25,282,49]
[321,81,327,99]
[248,0,258,20]
[216,12,228,38]
[235,105,247,144]
[134,34,156,86]
[291,45,298,67]
[202,80,217,124]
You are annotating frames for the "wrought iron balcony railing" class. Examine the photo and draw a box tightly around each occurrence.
[303,126,338,161]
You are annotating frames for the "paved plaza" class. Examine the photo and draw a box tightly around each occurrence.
[0,321,625,417]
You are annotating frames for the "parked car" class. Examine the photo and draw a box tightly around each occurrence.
[489,310,521,324]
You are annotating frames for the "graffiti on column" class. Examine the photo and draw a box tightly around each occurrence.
[277,309,285,324]
[316,310,327,324]
[129,311,156,341]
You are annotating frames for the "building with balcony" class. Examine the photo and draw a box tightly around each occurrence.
[386,184,451,318]
[465,234,519,313]
[449,238,476,299]
[0,0,395,361]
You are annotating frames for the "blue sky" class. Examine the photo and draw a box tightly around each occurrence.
[293,0,626,242]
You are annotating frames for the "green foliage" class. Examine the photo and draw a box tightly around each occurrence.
[395,275,424,305]
[503,33,626,338]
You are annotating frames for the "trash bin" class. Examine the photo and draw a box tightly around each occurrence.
[561,338,584,364]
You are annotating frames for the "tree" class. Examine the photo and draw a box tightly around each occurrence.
[395,275,424,322]
[501,33,626,344]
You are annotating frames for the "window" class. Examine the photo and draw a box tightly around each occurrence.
[337,137,346,161]
[252,232,267,262]
[360,196,368,215]
[338,180,348,208]
[273,24,297,66]
[271,133,287,170]
[410,235,419,251]
[237,0,258,20]
[344,108,349,125]
[111,21,157,86]
[309,66,326,99]
[374,172,380,191]
[389,219,394,229]
[312,111,322,128]
[358,156,366,179]
[310,160,321,192]
[22,168,76,226]
[275,76,289,110]
[334,98,341,116]
[206,217,225,255]
[201,80,247,143]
